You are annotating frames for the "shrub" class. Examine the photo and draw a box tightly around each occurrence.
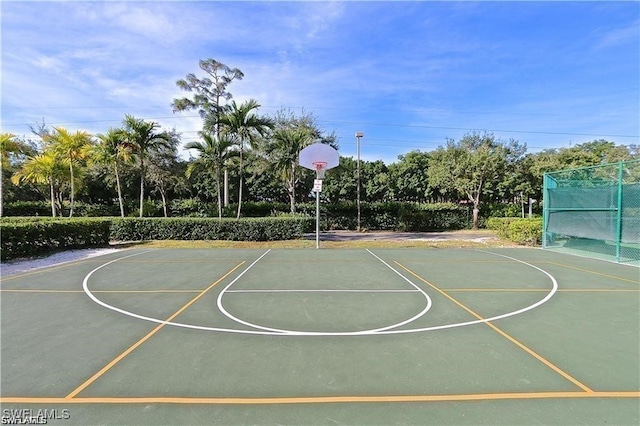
[109,217,314,242]
[71,202,121,217]
[312,202,469,231]
[0,216,315,261]
[487,217,542,246]
[486,217,520,236]
[169,198,212,217]
[397,203,469,231]
[3,201,52,216]
[0,218,111,261]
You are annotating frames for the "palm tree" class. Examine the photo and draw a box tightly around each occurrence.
[266,127,314,213]
[219,100,273,218]
[92,128,133,217]
[12,151,68,217]
[47,127,92,217]
[0,132,23,217]
[185,131,238,219]
[121,115,170,217]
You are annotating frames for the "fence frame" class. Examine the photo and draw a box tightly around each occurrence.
[542,159,639,264]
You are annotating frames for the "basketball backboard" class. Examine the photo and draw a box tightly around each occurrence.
[299,143,339,179]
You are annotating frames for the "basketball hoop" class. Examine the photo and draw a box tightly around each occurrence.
[312,161,328,179]
[298,143,340,249]
[299,143,339,175]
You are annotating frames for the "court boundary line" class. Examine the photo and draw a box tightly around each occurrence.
[395,251,594,393]
[66,258,247,399]
[2,391,638,405]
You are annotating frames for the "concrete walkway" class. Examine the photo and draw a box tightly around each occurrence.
[305,229,497,242]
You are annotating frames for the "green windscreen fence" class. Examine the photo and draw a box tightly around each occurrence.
[543,159,640,266]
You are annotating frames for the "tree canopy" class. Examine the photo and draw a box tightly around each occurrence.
[6,58,638,221]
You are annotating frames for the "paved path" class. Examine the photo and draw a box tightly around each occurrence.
[305,230,497,242]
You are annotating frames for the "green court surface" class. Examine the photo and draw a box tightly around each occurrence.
[1,247,638,425]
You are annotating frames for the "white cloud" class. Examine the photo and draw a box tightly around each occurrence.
[2,1,638,164]
[594,21,640,50]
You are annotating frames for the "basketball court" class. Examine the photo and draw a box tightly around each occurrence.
[1,246,638,425]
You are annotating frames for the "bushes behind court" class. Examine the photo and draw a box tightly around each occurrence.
[486,217,542,246]
[3,200,471,230]
[0,218,112,261]
[1,217,314,261]
[109,217,313,242]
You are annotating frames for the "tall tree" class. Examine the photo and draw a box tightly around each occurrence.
[219,100,273,218]
[362,160,392,202]
[147,130,185,217]
[92,128,133,217]
[47,127,92,217]
[121,115,170,217]
[388,150,432,202]
[259,108,338,207]
[266,127,314,213]
[185,131,238,218]
[320,156,356,204]
[0,133,23,216]
[11,151,68,216]
[428,132,525,229]
[172,58,244,135]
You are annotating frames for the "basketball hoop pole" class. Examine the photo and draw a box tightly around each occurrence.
[298,143,340,249]
[355,132,364,232]
[315,164,324,249]
[316,185,320,249]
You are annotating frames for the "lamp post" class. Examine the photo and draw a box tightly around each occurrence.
[355,131,363,232]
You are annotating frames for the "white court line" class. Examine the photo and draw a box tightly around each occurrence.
[215,249,433,336]
[377,249,559,334]
[82,249,558,337]
[84,249,284,335]
[226,289,420,293]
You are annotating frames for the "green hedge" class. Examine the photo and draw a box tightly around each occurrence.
[486,217,542,246]
[3,199,472,231]
[1,216,315,261]
[0,218,112,261]
[314,202,469,231]
[3,201,52,217]
[109,217,314,242]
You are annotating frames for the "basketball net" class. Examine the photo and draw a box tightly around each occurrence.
[313,162,327,179]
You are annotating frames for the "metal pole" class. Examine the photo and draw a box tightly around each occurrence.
[316,187,320,249]
[355,132,363,232]
[224,169,229,206]
[615,161,624,262]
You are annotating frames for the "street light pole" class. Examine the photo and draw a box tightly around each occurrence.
[355,131,363,232]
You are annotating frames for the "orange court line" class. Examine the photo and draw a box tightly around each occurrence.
[394,261,595,394]
[3,391,638,405]
[445,288,640,292]
[64,261,246,400]
[541,262,639,284]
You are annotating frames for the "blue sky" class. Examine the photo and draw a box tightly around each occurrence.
[2,1,638,164]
